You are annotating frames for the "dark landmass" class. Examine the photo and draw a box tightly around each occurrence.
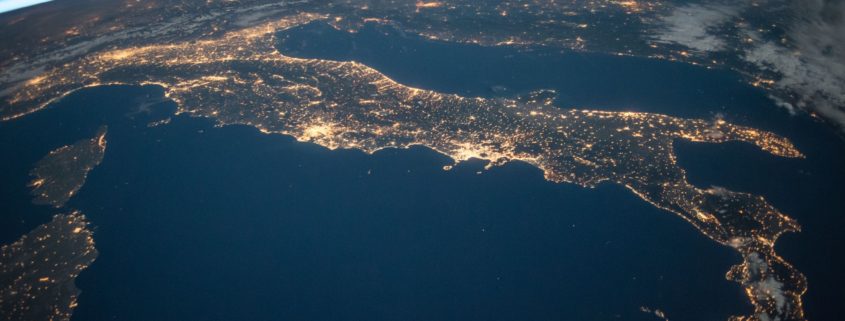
[28,126,107,208]
[0,212,98,321]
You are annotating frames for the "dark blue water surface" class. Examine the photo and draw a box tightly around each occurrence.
[0,21,843,321]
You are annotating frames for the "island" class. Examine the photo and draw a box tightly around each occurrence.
[0,14,807,321]
[28,126,108,208]
[0,212,98,321]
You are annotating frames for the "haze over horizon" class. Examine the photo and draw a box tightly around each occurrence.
[0,0,51,14]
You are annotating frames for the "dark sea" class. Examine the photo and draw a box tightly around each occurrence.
[1,21,843,321]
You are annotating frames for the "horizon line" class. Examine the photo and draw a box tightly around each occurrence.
[0,0,53,14]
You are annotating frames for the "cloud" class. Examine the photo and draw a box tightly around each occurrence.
[653,4,743,52]
[652,1,845,131]
[746,252,789,318]
[743,0,845,128]
[757,277,787,311]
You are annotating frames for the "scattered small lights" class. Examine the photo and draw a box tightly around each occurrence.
[1,212,97,321]
[27,127,107,208]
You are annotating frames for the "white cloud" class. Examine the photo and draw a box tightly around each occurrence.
[743,0,845,128]
[652,1,845,130]
[746,252,789,317]
[757,276,787,311]
[653,4,743,52]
